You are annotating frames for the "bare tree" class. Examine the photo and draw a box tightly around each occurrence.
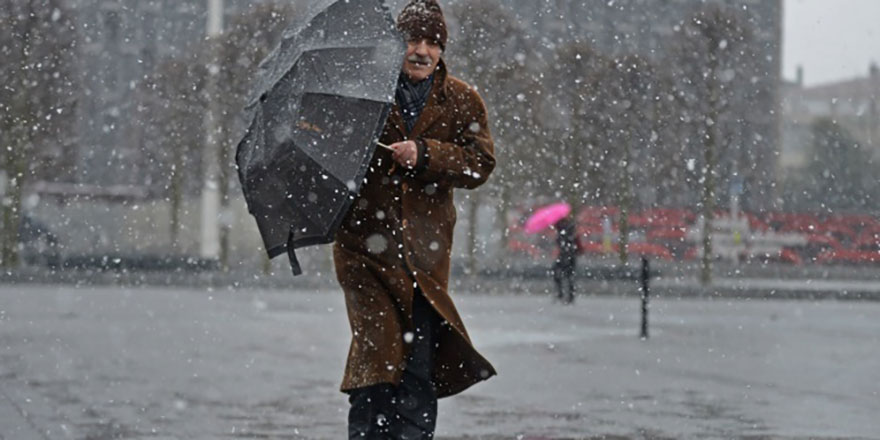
[643,71,701,208]
[212,3,298,268]
[449,0,526,273]
[136,3,296,261]
[669,4,754,284]
[0,0,77,268]
[137,56,207,247]
[797,118,879,212]
[545,43,613,210]
[603,55,657,265]
[494,74,548,252]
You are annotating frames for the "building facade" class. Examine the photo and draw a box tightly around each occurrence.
[781,63,880,169]
[499,0,784,207]
[66,0,258,188]
[65,0,783,204]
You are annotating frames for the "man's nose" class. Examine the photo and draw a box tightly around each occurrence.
[413,40,429,55]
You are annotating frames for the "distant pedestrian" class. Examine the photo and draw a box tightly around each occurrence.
[553,216,577,304]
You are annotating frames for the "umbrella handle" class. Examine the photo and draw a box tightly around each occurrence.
[376,141,394,151]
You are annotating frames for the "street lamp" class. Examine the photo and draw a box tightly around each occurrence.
[200,0,223,260]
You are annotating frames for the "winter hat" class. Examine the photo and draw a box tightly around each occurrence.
[397,0,448,50]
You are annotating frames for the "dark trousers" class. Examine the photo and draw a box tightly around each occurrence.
[348,289,440,439]
[553,260,575,304]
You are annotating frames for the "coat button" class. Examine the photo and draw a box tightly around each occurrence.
[401,183,408,192]
[402,219,409,228]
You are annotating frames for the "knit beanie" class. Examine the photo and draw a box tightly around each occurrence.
[397,0,448,50]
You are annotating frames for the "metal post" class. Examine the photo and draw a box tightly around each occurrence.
[870,63,878,152]
[0,170,7,200]
[730,173,743,264]
[640,257,650,339]
[200,0,224,260]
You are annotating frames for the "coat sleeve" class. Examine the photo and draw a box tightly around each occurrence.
[413,87,496,190]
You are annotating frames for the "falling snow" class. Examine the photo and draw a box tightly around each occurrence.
[1,0,879,439]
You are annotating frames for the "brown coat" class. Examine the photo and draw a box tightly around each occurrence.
[333,60,497,398]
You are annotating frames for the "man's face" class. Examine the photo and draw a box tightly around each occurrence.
[402,38,442,82]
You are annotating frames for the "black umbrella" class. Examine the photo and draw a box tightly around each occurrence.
[235,0,405,275]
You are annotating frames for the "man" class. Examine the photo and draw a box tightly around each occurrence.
[332,0,497,437]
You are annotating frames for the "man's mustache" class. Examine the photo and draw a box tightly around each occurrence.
[407,55,433,65]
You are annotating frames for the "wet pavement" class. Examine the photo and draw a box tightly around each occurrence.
[1,285,878,439]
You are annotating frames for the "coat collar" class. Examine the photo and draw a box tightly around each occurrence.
[389,59,449,140]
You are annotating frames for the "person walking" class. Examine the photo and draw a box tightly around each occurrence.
[332,1,497,438]
[553,216,578,304]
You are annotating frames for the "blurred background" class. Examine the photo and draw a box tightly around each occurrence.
[2,2,880,439]
[1,0,878,291]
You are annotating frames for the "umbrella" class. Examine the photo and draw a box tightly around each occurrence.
[524,202,572,234]
[235,0,405,275]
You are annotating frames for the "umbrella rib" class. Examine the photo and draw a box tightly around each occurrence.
[313,53,333,97]
[301,43,395,53]
[299,44,398,103]
[249,43,398,106]
[240,0,406,274]
[290,150,357,232]
[301,90,393,106]
[292,131,382,186]
[303,45,376,94]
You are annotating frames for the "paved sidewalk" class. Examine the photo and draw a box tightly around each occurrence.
[1,285,879,439]
[0,387,47,440]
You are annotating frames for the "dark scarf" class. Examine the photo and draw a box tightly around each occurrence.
[395,73,434,133]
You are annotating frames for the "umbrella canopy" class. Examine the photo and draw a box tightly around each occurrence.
[235,0,405,275]
[524,202,572,234]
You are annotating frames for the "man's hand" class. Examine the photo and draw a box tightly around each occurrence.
[390,140,419,169]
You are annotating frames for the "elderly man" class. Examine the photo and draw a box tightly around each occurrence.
[332,0,497,438]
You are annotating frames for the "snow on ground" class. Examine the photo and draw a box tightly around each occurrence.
[1,285,878,439]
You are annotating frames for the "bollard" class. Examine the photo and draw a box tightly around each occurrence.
[640,257,650,339]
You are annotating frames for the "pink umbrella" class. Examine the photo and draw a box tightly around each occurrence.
[524,202,572,234]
